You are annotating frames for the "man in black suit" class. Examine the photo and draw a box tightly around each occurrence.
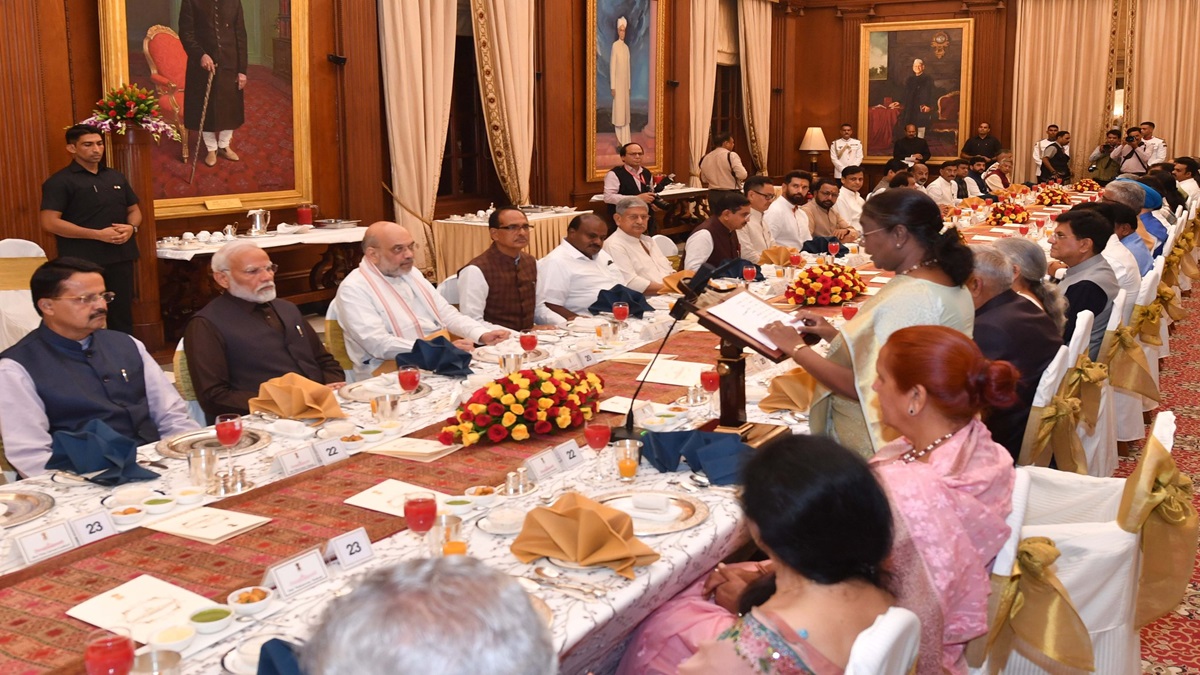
[968,244,1064,462]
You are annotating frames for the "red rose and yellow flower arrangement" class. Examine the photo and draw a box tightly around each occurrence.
[784,262,867,306]
[439,368,605,446]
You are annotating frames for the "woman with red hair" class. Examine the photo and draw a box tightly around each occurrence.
[869,324,1018,674]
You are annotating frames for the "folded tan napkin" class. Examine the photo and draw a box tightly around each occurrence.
[248,372,346,421]
[511,492,659,579]
[958,196,986,209]
[662,270,695,295]
[758,246,793,266]
[758,367,817,413]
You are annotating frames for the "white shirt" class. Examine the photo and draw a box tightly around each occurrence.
[683,230,714,272]
[602,230,674,293]
[1179,177,1199,198]
[925,176,958,206]
[1032,138,1055,175]
[736,209,775,263]
[0,334,197,478]
[603,166,650,205]
[537,240,624,316]
[1142,136,1168,165]
[764,197,811,249]
[1101,233,1140,323]
[333,266,500,379]
[829,138,863,178]
[831,188,865,232]
[456,260,558,328]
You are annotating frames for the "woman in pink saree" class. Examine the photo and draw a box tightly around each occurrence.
[619,326,1017,674]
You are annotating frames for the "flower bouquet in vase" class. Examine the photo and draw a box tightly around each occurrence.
[79,84,180,142]
[439,369,605,446]
[784,262,867,306]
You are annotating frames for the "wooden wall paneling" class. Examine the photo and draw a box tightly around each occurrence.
[532,1,580,207]
[0,0,53,245]
[767,6,787,176]
[966,6,1010,148]
[336,0,389,225]
[774,12,803,173]
[667,0,690,188]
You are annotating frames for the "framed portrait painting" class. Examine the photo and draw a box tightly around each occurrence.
[98,0,311,219]
[858,19,974,164]
[586,0,666,181]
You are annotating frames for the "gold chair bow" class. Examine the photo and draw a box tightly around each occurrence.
[985,537,1095,672]
[1059,354,1108,431]
[1117,434,1200,627]
[1018,395,1087,473]
[1129,302,1164,346]
[1103,326,1160,402]
[1157,282,1187,322]
[1162,248,1182,289]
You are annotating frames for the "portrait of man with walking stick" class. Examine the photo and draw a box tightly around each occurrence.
[179,0,248,169]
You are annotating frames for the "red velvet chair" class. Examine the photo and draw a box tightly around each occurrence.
[930,90,961,146]
[143,25,188,161]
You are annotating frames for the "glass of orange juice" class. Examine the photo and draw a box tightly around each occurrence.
[614,440,640,483]
[428,514,464,557]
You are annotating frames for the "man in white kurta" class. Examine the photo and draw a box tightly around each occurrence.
[540,214,624,320]
[764,171,812,250]
[737,176,779,263]
[332,222,508,380]
[609,17,631,146]
[603,198,674,294]
[831,166,866,233]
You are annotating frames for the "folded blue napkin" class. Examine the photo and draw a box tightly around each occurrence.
[256,638,304,675]
[641,430,750,486]
[801,236,848,257]
[713,259,763,282]
[47,419,159,487]
[588,284,655,318]
[395,336,473,377]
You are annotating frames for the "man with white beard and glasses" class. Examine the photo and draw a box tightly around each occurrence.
[185,240,346,422]
[0,258,197,477]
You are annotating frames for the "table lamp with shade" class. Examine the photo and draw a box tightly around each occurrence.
[798,127,828,175]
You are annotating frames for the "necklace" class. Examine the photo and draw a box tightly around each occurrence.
[900,429,957,463]
[896,258,939,277]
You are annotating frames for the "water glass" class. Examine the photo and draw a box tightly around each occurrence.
[187,446,219,489]
[498,352,524,374]
[428,514,464,557]
[131,649,182,675]
[614,440,641,483]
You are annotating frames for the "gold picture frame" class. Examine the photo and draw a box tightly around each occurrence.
[98,0,312,219]
[858,19,974,165]
[586,0,666,181]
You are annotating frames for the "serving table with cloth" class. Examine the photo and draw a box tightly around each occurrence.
[431,210,592,283]
[0,299,808,674]
[591,186,709,239]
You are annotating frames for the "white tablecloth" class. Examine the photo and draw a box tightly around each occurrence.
[155,227,368,261]
[0,291,38,351]
[431,210,590,282]
[0,299,813,674]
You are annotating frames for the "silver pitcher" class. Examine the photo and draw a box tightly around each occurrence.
[247,209,271,235]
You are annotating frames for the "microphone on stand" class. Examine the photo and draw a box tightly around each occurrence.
[613,262,722,441]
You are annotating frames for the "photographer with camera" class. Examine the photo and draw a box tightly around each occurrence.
[1087,129,1122,184]
[1110,126,1152,176]
[602,142,663,232]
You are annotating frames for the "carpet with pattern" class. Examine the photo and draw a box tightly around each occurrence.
[1117,289,1200,673]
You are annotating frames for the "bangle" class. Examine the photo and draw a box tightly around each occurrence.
[791,343,808,359]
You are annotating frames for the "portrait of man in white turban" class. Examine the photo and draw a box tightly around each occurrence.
[609,16,631,145]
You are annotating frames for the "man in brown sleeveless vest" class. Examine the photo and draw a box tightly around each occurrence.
[683,192,750,271]
[457,207,557,331]
[185,241,346,422]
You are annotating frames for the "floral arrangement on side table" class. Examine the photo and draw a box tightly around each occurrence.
[784,262,867,306]
[1035,185,1073,207]
[1073,179,1101,192]
[985,201,1030,226]
[80,84,180,142]
[439,369,605,446]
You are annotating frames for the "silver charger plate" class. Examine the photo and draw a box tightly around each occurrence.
[0,491,55,528]
[156,428,273,460]
[338,379,433,403]
[591,489,710,536]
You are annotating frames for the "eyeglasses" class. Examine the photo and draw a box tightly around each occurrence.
[751,191,777,201]
[1047,231,1074,242]
[859,228,888,243]
[240,264,279,276]
[493,224,535,232]
[50,291,115,305]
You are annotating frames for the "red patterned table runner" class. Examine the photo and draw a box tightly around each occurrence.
[0,331,720,673]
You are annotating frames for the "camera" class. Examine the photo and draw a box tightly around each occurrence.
[1126,135,1137,143]
[1088,164,1098,172]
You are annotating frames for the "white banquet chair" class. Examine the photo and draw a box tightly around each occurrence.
[844,607,921,674]
[0,239,46,352]
[1017,346,1073,469]
[1136,258,1166,413]
[1082,293,1123,478]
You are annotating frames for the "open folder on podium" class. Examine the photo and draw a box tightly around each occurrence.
[693,289,799,362]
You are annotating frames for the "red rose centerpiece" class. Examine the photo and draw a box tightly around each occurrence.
[1073,179,1101,192]
[439,368,605,446]
[784,262,867,306]
[985,201,1030,226]
[1035,185,1073,207]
